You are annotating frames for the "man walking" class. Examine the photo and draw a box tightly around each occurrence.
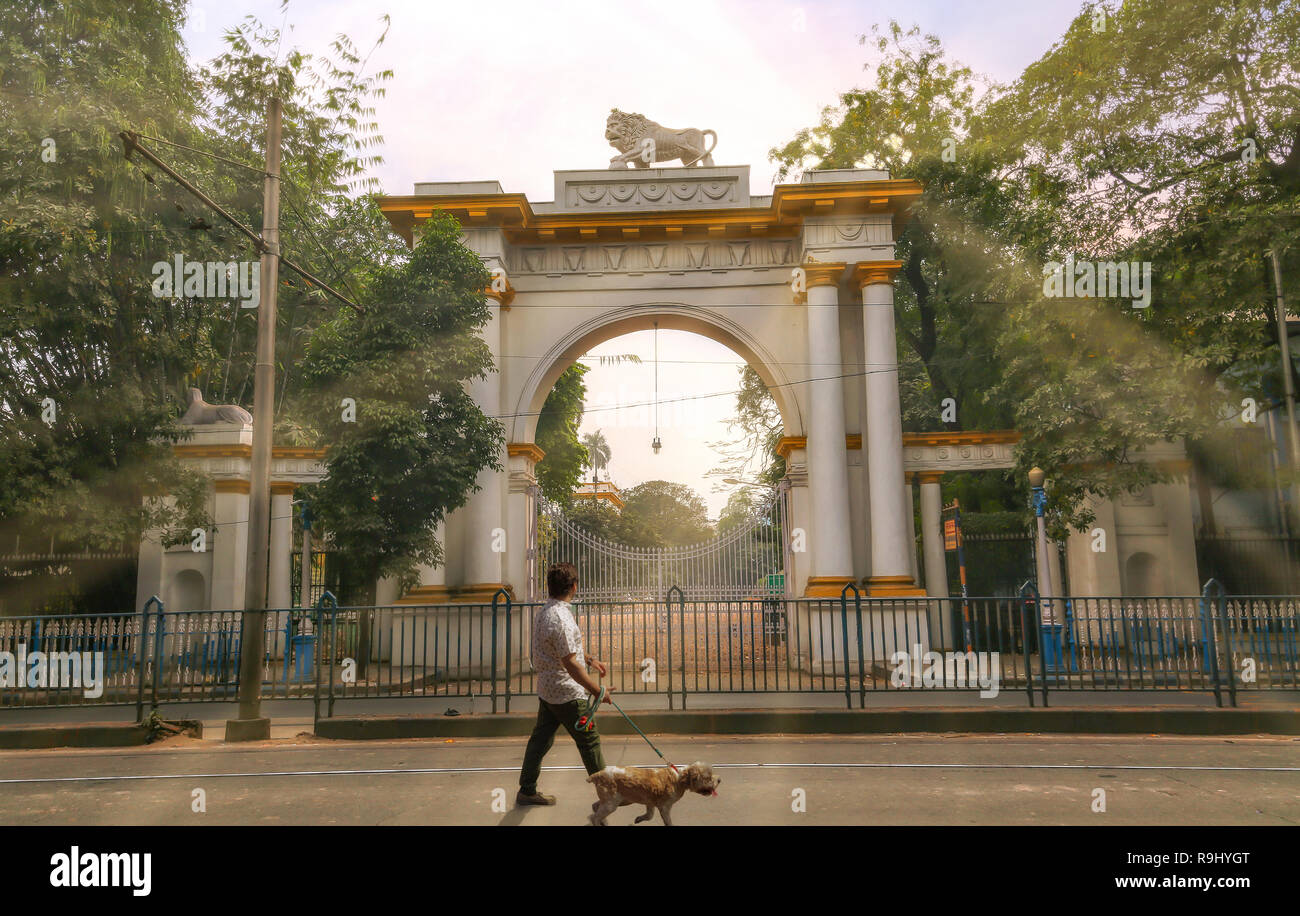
[517,561,614,806]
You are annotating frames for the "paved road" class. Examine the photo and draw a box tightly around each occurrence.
[1,732,1297,826]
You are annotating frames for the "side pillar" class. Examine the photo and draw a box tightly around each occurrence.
[855,261,924,597]
[459,283,510,602]
[210,479,250,610]
[506,443,544,602]
[135,526,164,611]
[918,471,950,649]
[801,263,855,597]
[268,484,294,609]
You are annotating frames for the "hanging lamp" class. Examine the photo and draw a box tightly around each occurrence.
[651,321,662,454]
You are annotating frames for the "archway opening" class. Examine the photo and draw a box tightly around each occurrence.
[530,325,791,602]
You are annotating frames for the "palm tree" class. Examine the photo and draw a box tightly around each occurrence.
[581,429,612,499]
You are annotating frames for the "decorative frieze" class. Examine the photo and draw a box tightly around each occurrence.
[507,238,796,275]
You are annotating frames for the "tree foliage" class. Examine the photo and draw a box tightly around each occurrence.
[295,213,499,601]
[535,363,590,506]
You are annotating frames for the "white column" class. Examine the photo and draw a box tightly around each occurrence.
[210,481,249,610]
[506,444,542,600]
[268,486,294,609]
[856,262,922,595]
[905,473,919,582]
[463,289,506,593]
[919,473,948,599]
[802,265,854,596]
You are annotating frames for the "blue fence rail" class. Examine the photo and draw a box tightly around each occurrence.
[0,582,1296,716]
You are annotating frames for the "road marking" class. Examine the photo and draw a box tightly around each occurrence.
[2,761,1298,785]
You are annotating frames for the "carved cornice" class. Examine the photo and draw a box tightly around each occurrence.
[174,445,328,460]
[903,431,1020,447]
[379,179,923,247]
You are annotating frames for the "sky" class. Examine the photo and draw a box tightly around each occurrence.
[182,0,1088,516]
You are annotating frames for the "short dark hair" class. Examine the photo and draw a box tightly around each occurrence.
[547,562,578,599]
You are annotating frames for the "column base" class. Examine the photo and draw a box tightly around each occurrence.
[803,576,857,598]
[864,575,927,597]
[395,583,514,605]
[224,717,270,742]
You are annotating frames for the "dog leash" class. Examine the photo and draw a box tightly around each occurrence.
[585,682,678,775]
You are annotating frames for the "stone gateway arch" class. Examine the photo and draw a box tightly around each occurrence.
[378,160,934,604]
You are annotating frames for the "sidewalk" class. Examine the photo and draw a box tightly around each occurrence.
[1,689,1297,748]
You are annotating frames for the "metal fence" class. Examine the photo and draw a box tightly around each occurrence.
[1,582,1295,719]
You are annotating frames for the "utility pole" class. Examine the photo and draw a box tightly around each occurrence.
[227,96,281,742]
[1270,249,1299,525]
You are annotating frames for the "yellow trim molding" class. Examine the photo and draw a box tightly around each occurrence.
[270,482,298,496]
[395,583,514,605]
[804,576,856,598]
[864,575,926,597]
[213,479,250,495]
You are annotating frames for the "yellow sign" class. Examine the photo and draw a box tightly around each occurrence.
[944,519,958,551]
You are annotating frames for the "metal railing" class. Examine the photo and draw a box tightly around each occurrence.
[1,581,1295,719]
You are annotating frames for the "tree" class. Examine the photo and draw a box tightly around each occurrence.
[0,0,212,611]
[295,213,500,605]
[535,364,589,506]
[770,9,1300,534]
[581,429,612,493]
[618,481,714,548]
[709,365,785,489]
[0,1,404,611]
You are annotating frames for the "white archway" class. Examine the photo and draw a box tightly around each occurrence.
[380,162,924,602]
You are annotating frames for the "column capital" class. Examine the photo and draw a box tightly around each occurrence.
[917,471,943,485]
[484,279,515,308]
[270,481,298,496]
[507,442,546,464]
[775,435,807,460]
[852,260,904,289]
[803,261,847,289]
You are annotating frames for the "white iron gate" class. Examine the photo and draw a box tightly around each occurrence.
[531,483,790,602]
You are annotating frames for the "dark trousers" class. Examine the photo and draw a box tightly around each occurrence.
[518,695,606,794]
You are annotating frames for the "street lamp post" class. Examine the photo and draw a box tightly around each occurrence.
[1029,467,1064,671]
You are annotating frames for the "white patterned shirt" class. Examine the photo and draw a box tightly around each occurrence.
[532,599,588,704]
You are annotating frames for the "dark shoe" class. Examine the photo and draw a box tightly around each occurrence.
[516,790,556,807]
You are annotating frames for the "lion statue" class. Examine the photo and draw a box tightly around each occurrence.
[605,109,717,168]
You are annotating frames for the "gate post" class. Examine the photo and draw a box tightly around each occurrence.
[317,590,338,719]
[1199,579,1224,708]
[1211,580,1237,708]
[667,585,685,710]
[137,596,162,722]
[491,588,509,714]
[1018,581,1039,707]
[840,582,864,709]
[505,589,514,714]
